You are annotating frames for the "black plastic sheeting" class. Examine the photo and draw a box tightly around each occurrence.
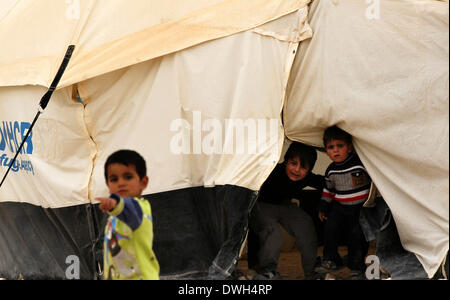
[0,202,104,280]
[360,196,433,280]
[147,185,257,279]
[0,185,257,280]
[3,186,443,280]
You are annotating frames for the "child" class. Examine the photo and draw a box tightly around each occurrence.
[317,126,370,280]
[249,142,324,280]
[96,149,160,280]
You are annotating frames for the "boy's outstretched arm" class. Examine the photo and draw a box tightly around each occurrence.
[97,197,117,212]
[96,194,144,231]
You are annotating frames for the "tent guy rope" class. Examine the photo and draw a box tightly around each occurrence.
[0,45,75,189]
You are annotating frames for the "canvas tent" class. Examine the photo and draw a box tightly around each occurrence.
[0,0,448,279]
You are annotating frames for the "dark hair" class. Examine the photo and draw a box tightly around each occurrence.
[284,142,317,170]
[323,125,352,147]
[104,150,147,181]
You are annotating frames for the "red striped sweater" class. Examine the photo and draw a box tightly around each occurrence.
[321,153,371,206]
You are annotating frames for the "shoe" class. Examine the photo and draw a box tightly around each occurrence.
[315,260,343,273]
[349,270,365,280]
[380,266,392,280]
[230,268,247,280]
[303,271,324,280]
[245,269,258,280]
[253,271,281,280]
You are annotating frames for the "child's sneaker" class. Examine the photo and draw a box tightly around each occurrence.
[349,270,365,280]
[303,271,324,280]
[245,269,258,280]
[230,268,247,280]
[315,260,343,273]
[253,271,281,280]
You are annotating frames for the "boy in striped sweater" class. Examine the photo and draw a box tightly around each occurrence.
[317,126,370,279]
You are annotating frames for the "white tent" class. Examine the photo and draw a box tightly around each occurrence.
[0,0,448,279]
[285,0,449,278]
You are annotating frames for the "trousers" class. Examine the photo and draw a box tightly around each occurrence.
[323,202,368,271]
[249,201,318,274]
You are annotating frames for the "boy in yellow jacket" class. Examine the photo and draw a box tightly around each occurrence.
[97,149,159,280]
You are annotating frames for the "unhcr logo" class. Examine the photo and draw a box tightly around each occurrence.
[0,121,35,175]
[169,111,279,166]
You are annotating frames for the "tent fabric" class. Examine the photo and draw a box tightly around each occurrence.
[0,185,256,280]
[147,185,257,279]
[0,85,95,208]
[0,201,104,279]
[79,24,304,202]
[0,1,310,279]
[0,0,448,280]
[284,0,449,277]
[360,196,430,279]
[1,3,311,207]
[0,0,310,88]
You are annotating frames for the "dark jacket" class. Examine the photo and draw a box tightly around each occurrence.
[257,163,325,205]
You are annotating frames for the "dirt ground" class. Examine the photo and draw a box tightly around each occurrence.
[236,241,378,280]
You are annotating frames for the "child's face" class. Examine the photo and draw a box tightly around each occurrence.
[106,163,148,198]
[326,139,353,163]
[285,156,310,182]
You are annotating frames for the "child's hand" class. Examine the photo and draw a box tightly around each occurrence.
[96,197,118,212]
[318,212,327,222]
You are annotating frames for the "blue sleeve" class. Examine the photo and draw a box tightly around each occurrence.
[109,194,143,231]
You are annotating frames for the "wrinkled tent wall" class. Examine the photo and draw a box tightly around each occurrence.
[0,85,102,279]
[284,0,449,278]
[0,0,311,279]
[0,0,310,88]
[0,86,95,207]
[1,0,448,280]
[76,10,309,279]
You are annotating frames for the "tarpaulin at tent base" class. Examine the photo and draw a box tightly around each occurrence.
[0,185,256,279]
[0,202,104,279]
